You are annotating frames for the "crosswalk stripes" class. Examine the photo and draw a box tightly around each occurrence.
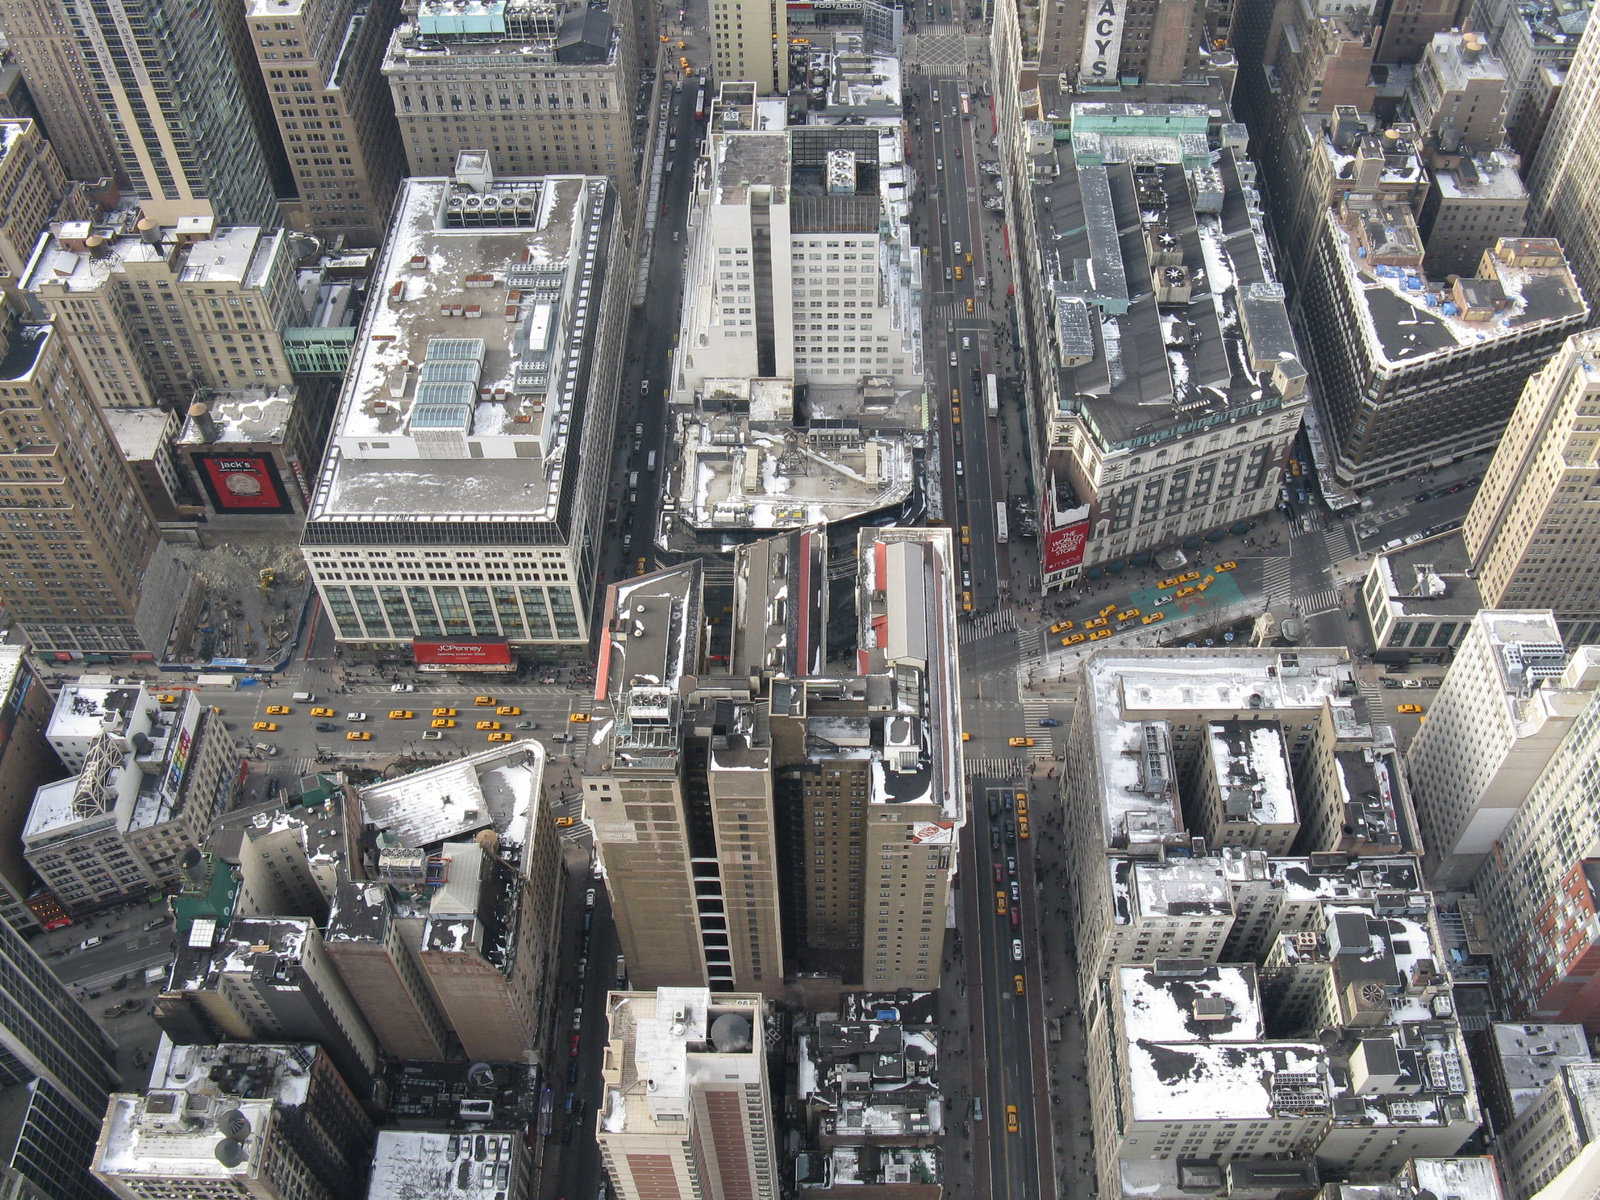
[1020,700,1059,759]
[293,756,316,775]
[1263,558,1293,603]
[1324,525,1356,562]
[1015,627,1044,660]
[959,607,1018,644]
[1297,586,1344,617]
[964,756,1026,779]
[1359,679,1391,724]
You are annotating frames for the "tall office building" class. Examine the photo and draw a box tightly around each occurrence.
[300,167,628,665]
[23,206,303,410]
[1465,332,1600,645]
[0,649,60,936]
[0,119,82,300]
[709,0,786,93]
[0,913,119,1200]
[597,988,776,1200]
[246,0,404,245]
[584,559,785,997]
[1469,0,1592,174]
[24,0,280,225]
[93,1040,374,1200]
[673,86,923,396]
[1405,611,1600,887]
[0,318,159,657]
[383,0,640,218]
[1516,12,1600,304]
[1015,0,1208,81]
[0,0,118,182]
[1300,220,1587,489]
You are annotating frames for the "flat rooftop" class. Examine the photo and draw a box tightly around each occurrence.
[1208,720,1296,827]
[177,386,298,447]
[1370,529,1484,618]
[1492,1022,1591,1117]
[24,209,281,294]
[308,173,614,525]
[359,741,546,851]
[367,1129,523,1197]
[1435,151,1528,202]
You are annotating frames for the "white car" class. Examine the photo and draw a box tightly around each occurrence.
[585,888,597,909]
[390,683,415,692]
[1011,938,1023,962]
[346,712,368,722]
[423,730,443,740]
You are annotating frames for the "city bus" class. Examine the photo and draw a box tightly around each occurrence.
[985,372,998,417]
[693,87,707,121]
[959,92,972,118]
[995,502,1009,544]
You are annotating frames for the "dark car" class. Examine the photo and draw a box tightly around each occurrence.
[1038,717,1060,727]
[990,828,1001,850]
[315,722,339,732]
[1415,492,1431,503]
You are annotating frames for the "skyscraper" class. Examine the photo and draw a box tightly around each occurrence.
[0,318,159,657]
[597,988,776,1200]
[0,0,119,182]
[0,913,119,1200]
[47,0,279,225]
[1405,611,1600,887]
[709,0,786,93]
[246,0,404,245]
[1524,18,1600,306]
[1465,331,1600,645]
[383,0,640,218]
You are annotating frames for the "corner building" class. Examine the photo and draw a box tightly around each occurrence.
[383,0,640,218]
[301,163,629,666]
[597,987,776,1200]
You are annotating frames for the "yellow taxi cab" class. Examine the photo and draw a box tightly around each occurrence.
[311,706,335,717]
[1048,620,1073,633]
[252,721,277,732]
[433,707,457,717]
[1176,585,1199,598]
[962,591,973,611]
[954,265,963,280]
[569,712,591,723]
[496,706,521,716]
[1115,608,1139,621]
[1180,570,1201,582]
[660,32,669,40]
[388,710,413,720]
[347,731,371,741]
[960,526,971,545]
[995,891,1007,915]
[1099,603,1117,617]
[1019,817,1031,839]
[966,252,974,265]
[265,705,290,715]
[1013,974,1025,995]
[556,816,577,827]
[1084,616,1108,629]
[951,407,961,424]
[961,731,972,741]
[966,297,975,314]
[1006,1105,1019,1133]
[474,695,496,706]
[487,732,512,742]
[636,557,648,575]
[1397,703,1423,714]
[155,693,178,704]
[1142,611,1165,624]
[432,718,456,728]
[1062,632,1087,645]
[1089,629,1113,641]
[1215,561,1238,572]
[1016,798,1028,817]
[1008,737,1034,748]
[476,720,501,731]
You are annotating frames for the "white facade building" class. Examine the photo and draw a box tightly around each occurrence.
[1405,611,1600,886]
[671,84,922,402]
[300,161,629,664]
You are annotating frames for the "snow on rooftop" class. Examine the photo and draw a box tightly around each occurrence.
[1119,964,1264,1045]
[367,1128,523,1198]
[1208,721,1296,827]
[360,741,546,849]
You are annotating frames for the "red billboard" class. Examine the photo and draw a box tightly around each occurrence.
[413,639,515,672]
[1042,520,1090,574]
[195,454,294,513]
